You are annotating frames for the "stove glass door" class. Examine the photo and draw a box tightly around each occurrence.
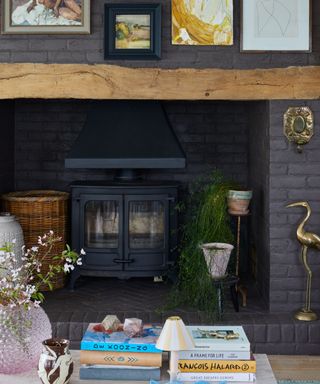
[85,200,120,249]
[128,200,165,249]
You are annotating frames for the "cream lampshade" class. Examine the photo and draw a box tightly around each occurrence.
[156,316,194,382]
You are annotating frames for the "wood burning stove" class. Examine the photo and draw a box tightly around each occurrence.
[69,181,178,288]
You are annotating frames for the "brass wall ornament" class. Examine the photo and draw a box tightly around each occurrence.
[286,201,320,321]
[284,107,314,153]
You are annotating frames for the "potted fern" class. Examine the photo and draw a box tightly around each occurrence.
[172,171,236,317]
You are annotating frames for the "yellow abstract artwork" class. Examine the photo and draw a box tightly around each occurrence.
[172,0,233,45]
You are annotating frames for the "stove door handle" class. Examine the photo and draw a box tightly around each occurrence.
[113,258,135,264]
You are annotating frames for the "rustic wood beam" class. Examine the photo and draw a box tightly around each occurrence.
[0,63,319,100]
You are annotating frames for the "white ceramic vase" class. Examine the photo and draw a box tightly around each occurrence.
[0,212,24,266]
[200,242,234,279]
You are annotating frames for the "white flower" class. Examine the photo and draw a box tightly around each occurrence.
[66,258,72,263]
[80,248,86,255]
[76,258,82,266]
[63,263,72,273]
[31,246,39,252]
[33,300,41,308]
[49,230,54,235]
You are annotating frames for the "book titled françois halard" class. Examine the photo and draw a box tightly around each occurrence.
[81,323,162,353]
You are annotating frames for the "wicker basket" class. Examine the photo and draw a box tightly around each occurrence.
[2,190,69,290]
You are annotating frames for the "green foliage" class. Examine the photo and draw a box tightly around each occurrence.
[173,171,236,317]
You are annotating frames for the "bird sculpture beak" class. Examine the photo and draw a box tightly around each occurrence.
[286,201,306,208]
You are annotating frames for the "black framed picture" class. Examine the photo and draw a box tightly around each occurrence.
[104,3,161,60]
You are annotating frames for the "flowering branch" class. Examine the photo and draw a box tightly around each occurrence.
[0,231,84,347]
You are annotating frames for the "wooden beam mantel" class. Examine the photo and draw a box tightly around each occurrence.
[0,63,319,100]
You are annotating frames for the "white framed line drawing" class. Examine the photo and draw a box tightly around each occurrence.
[241,0,311,52]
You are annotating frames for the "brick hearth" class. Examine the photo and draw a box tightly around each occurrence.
[43,277,320,355]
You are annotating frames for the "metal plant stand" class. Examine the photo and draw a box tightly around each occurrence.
[212,275,240,319]
[230,212,249,307]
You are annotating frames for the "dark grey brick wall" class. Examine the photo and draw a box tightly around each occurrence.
[0,0,319,68]
[12,98,320,313]
[14,100,249,191]
[248,101,270,307]
[269,100,320,312]
[0,101,15,194]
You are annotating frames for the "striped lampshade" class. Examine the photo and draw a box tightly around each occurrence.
[156,316,195,351]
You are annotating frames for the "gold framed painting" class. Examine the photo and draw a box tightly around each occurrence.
[2,0,90,34]
[172,0,233,45]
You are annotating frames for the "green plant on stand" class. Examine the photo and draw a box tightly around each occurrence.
[172,171,236,318]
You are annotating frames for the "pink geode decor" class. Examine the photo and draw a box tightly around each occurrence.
[123,318,143,337]
[0,306,52,374]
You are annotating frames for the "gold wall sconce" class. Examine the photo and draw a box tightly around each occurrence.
[284,107,314,153]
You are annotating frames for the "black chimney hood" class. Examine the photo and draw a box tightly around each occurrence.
[65,101,186,169]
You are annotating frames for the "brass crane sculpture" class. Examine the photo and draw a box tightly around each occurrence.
[286,201,320,321]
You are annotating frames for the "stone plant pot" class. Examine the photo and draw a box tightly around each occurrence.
[200,242,234,279]
[227,190,253,215]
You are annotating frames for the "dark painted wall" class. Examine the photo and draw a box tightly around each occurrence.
[0,101,15,194]
[248,101,270,308]
[12,98,320,311]
[14,100,249,190]
[0,0,319,68]
[269,100,320,311]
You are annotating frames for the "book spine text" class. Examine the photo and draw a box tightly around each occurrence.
[81,341,161,353]
[177,372,256,382]
[178,359,256,373]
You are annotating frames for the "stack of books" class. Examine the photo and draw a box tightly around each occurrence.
[176,325,255,382]
[79,323,163,381]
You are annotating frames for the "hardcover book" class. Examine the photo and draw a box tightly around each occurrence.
[178,358,256,373]
[176,371,256,382]
[79,365,161,380]
[81,323,162,353]
[80,350,162,367]
[177,350,251,360]
[185,325,250,352]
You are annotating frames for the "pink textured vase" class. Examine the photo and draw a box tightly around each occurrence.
[0,306,52,374]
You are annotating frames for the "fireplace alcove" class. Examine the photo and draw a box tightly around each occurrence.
[1,65,320,354]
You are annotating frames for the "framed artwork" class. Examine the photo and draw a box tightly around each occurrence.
[241,0,311,52]
[2,0,90,34]
[104,3,161,60]
[172,0,233,46]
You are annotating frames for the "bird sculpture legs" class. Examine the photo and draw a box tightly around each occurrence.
[294,245,318,321]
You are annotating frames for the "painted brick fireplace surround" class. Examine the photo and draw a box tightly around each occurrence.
[1,97,319,315]
[0,0,320,354]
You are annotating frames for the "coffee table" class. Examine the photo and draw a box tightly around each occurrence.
[0,352,277,383]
